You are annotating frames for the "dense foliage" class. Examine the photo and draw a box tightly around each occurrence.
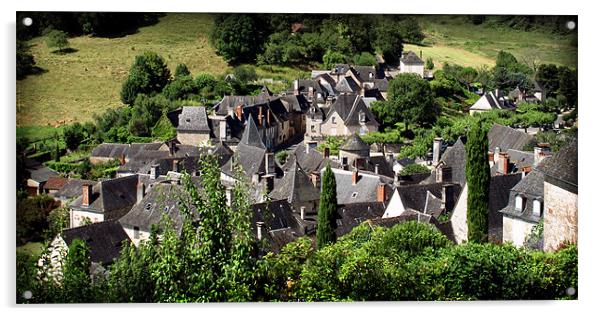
[120,52,171,105]
[16,194,56,245]
[317,164,338,249]
[465,120,490,243]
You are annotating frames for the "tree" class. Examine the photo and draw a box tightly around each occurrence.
[174,63,190,78]
[45,30,69,52]
[120,52,171,105]
[44,207,69,241]
[373,19,404,64]
[322,50,347,69]
[151,113,176,141]
[372,73,438,129]
[465,120,490,243]
[557,66,577,107]
[17,40,37,80]
[61,239,93,303]
[353,52,377,66]
[210,14,266,64]
[317,164,338,249]
[233,65,258,84]
[425,57,434,70]
[63,122,86,151]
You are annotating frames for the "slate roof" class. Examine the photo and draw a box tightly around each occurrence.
[488,123,536,152]
[499,170,545,223]
[269,157,320,204]
[491,149,535,175]
[239,116,266,150]
[335,76,361,94]
[326,94,379,127]
[28,166,58,183]
[340,133,371,152]
[70,175,139,221]
[213,142,234,167]
[373,78,389,92]
[90,143,130,159]
[351,66,380,82]
[281,145,340,174]
[398,182,462,216]
[62,220,130,265]
[280,94,310,113]
[426,137,467,186]
[536,139,578,192]
[488,173,524,241]
[54,179,98,200]
[43,176,69,191]
[331,64,351,76]
[213,95,272,116]
[335,202,386,236]
[400,51,424,65]
[119,183,195,235]
[176,106,210,133]
[470,92,515,111]
[222,142,267,178]
[330,169,390,205]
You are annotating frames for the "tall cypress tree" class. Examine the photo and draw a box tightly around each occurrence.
[466,119,491,243]
[317,164,338,249]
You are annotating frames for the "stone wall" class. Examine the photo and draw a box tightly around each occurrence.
[503,216,536,247]
[543,182,578,252]
[176,131,210,146]
[450,185,468,243]
[70,209,104,228]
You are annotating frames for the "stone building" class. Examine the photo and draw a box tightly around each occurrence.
[399,51,425,78]
[175,106,211,146]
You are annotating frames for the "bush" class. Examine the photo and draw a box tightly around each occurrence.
[400,163,430,176]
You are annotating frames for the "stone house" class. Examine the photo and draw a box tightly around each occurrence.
[269,156,321,220]
[174,106,211,146]
[42,176,68,196]
[537,140,578,252]
[399,50,425,78]
[499,169,545,247]
[24,157,58,196]
[469,90,516,115]
[69,174,140,228]
[309,94,379,140]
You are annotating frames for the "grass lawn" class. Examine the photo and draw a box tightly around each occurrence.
[17,242,44,258]
[409,15,577,70]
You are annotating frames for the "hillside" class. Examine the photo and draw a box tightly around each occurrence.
[16,13,577,130]
[406,15,577,69]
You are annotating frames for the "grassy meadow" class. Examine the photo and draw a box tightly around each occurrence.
[17,13,577,133]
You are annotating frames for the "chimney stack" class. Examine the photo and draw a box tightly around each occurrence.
[498,152,509,175]
[258,107,264,126]
[377,183,386,203]
[442,184,454,212]
[256,221,265,241]
[374,163,380,175]
[323,146,330,159]
[432,137,443,165]
[82,184,93,207]
[267,109,271,125]
[172,159,179,173]
[119,154,126,166]
[137,181,145,204]
[150,164,159,180]
[533,143,551,166]
[300,206,306,220]
[310,172,321,188]
[294,80,300,96]
[219,119,227,141]
[352,169,359,185]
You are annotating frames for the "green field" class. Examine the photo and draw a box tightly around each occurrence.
[17,14,577,130]
[408,15,577,69]
[17,242,44,258]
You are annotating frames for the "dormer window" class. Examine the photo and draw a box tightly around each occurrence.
[533,199,542,217]
[351,192,358,199]
[359,111,366,124]
[369,72,374,79]
[317,93,322,99]
[515,195,526,212]
[144,203,152,211]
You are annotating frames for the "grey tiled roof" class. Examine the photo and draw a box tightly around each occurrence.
[335,202,386,236]
[28,166,58,183]
[222,142,267,177]
[239,116,266,150]
[269,157,320,203]
[341,133,370,151]
[335,76,361,94]
[90,143,130,159]
[63,220,130,265]
[118,183,195,235]
[536,139,577,190]
[400,51,424,65]
[488,173,524,242]
[281,145,340,174]
[327,94,379,127]
[330,169,389,205]
[280,94,310,113]
[176,106,210,132]
[488,123,536,152]
[499,170,544,223]
[70,175,139,221]
[398,182,462,216]
[55,178,98,200]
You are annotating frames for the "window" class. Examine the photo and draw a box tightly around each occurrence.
[359,111,366,123]
[351,192,358,199]
[144,203,152,211]
[134,226,140,239]
[515,196,525,212]
[331,116,336,124]
[311,125,316,132]
[533,200,542,217]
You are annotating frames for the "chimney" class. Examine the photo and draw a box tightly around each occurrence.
[493,147,501,164]
[308,86,314,100]
[219,120,227,141]
[323,146,330,159]
[352,169,359,185]
[300,206,306,220]
[81,184,93,207]
[265,153,275,174]
[150,164,159,180]
[432,137,443,165]
[172,159,179,173]
[374,163,380,175]
[263,174,275,192]
[377,183,386,203]
[310,172,321,188]
[305,142,310,154]
[533,143,551,166]
[294,80,300,96]
[498,152,509,175]
[442,184,454,212]
[256,221,265,241]
[258,107,264,126]
[137,181,145,204]
[119,154,126,166]
[235,105,243,121]
[267,109,271,125]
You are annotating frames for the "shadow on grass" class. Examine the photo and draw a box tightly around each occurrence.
[51,47,79,54]
[17,66,48,80]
